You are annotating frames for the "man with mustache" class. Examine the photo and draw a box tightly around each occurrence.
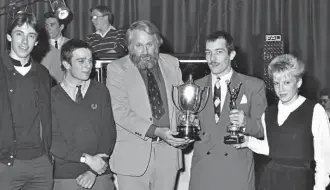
[106,20,190,190]
[188,31,267,190]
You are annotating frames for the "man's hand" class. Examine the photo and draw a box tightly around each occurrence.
[85,153,109,175]
[76,171,96,189]
[229,109,246,129]
[232,135,249,149]
[154,128,191,147]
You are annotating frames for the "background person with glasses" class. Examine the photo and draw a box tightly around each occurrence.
[319,88,330,119]
[85,5,127,57]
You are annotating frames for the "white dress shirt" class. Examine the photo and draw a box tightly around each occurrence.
[60,78,90,102]
[14,65,31,76]
[247,95,330,190]
[211,68,233,112]
[50,35,65,49]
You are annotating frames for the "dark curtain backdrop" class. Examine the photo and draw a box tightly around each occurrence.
[0,0,329,99]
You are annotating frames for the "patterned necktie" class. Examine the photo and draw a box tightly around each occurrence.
[146,69,165,119]
[76,85,83,104]
[214,77,221,123]
[55,40,58,49]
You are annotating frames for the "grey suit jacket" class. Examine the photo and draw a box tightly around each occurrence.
[107,53,183,176]
[189,71,267,190]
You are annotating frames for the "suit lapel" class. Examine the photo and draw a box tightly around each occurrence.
[125,59,152,116]
[200,75,220,134]
[158,58,177,130]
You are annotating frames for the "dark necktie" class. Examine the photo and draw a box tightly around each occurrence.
[146,69,165,120]
[214,77,221,123]
[55,40,58,49]
[76,85,83,104]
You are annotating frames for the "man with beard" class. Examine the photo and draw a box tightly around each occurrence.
[51,39,117,190]
[86,5,127,56]
[0,12,53,189]
[106,20,190,190]
[188,31,267,190]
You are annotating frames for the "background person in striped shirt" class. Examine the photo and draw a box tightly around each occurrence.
[85,5,127,57]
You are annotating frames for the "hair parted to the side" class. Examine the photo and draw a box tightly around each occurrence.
[60,39,93,70]
[90,5,114,25]
[125,20,163,47]
[268,54,305,79]
[7,12,40,38]
[206,31,235,53]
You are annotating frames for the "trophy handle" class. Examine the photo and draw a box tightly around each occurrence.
[196,86,210,114]
[172,85,182,111]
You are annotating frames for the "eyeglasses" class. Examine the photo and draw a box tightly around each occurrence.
[90,15,106,20]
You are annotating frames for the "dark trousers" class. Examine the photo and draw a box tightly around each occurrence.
[0,154,53,190]
[53,174,115,190]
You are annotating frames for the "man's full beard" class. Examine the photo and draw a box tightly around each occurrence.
[130,53,159,70]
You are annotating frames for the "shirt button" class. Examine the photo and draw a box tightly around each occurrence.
[224,153,228,156]
[10,155,13,158]
[9,89,13,92]
[13,73,16,75]
[7,163,11,166]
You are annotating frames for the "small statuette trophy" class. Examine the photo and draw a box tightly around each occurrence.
[172,74,210,140]
[224,81,245,144]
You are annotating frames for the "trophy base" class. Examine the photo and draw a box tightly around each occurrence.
[224,135,244,144]
[173,125,200,141]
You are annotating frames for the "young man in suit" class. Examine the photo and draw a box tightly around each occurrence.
[0,12,53,190]
[188,31,268,190]
[44,11,69,50]
[41,11,70,84]
[106,20,189,190]
[51,39,117,190]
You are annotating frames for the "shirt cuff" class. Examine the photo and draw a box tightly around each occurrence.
[146,124,158,138]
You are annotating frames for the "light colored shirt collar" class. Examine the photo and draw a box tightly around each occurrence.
[211,68,233,84]
[14,65,31,76]
[50,34,64,48]
[60,77,90,101]
[50,33,62,43]
[96,25,116,37]
[278,95,305,113]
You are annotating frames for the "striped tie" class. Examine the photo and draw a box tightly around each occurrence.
[214,77,221,123]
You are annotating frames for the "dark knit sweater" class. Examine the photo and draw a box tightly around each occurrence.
[265,99,315,162]
[0,53,52,166]
[51,80,117,179]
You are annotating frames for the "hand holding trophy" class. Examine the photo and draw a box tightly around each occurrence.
[172,74,210,140]
[223,81,245,144]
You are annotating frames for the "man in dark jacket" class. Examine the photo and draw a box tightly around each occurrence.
[51,39,117,190]
[0,12,53,189]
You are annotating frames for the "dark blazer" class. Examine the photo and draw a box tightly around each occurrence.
[0,53,52,165]
[189,70,267,190]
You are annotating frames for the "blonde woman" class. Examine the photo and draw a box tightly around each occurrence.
[236,54,330,190]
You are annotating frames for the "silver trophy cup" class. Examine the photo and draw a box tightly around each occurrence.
[223,81,245,144]
[172,74,210,140]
